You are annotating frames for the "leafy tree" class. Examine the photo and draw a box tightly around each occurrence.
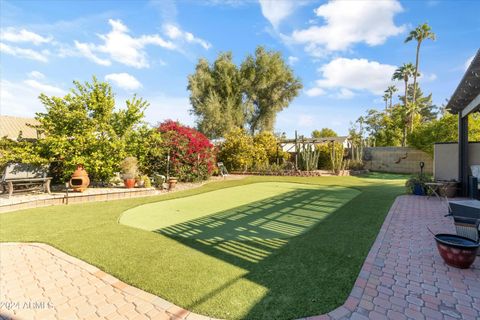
[400,85,438,132]
[240,46,302,134]
[188,53,244,139]
[125,125,163,176]
[312,128,338,138]
[36,77,150,182]
[405,23,436,104]
[408,112,480,155]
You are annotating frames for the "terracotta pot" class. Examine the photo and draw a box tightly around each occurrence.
[434,234,479,269]
[124,178,136,189]
[167,178,178,190]
[69,164,90,192]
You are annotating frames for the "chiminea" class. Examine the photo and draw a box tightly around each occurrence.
[69,164,90,192]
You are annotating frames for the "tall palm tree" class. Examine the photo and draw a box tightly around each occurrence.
[382,93,389,110]
[392,63,416,146]
[386,85,398,109]
[405,23,436,104]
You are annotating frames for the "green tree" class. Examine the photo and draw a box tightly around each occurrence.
[392,63,417,146]
[188,53,244,139]
[241,46,302,134]
[311,128,338,138]
[382,93,389,110]
[405,23,436,104]
[400,84,438,132]
[408,112,480,155]
[36,77,150,182]
[385,85,398,109]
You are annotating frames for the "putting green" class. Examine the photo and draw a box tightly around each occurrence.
[120,182,360,240]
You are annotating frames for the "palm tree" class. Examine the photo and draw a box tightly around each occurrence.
[405,23,436,104]
[382,93,389,110]
[392,63,416,146]
[386,85,398,109]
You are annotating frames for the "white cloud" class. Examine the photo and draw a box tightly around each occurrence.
[336,88,355,99]
[0,42,49,62]
[24,79,66,96]
[0,79,64,116]
[163,24,211,49]
[259,0,298,29]
[105,73,142,91]
[288,56,299,65]
[289,0,405,56]
[305,87,326,97]
[74,41,111,66]
[465,55,474,71]
[1,28,52,45]
[75,19,176,68]
[28,71,46,80]
[308,57,398,96]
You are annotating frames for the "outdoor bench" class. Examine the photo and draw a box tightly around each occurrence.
[1,163,52,198]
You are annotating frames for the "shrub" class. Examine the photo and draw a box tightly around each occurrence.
[120,157,138,179]
[218,129,289,171]
[158,120,216,182]
[218,128,255,171]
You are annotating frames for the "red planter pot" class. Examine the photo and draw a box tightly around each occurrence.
[124,179,136,189]
[434,234,479,269]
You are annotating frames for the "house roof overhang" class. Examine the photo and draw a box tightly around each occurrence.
[446,49,480,118]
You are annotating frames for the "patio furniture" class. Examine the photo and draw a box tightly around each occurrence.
[448,200,480,244]
[217,162,229,177]
[425,181,457,199]
[471,165,480,198]
[1,163,52,198]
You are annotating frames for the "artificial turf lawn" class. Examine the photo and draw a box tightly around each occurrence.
[0,175,405,320]
[120,182,360,239]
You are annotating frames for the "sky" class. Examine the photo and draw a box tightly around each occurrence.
[1,0,479,137]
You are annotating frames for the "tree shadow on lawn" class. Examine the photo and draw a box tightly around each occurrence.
[153,186,372,319]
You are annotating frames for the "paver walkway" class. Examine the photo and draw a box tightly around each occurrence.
[0,243,213,320]
[316,195,480,320]
[0,195,479,320]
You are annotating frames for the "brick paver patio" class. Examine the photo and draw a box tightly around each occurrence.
[1,195,479,319]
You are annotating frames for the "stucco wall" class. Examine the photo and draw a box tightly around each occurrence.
[434,142,480,181]
[363,147,433,174]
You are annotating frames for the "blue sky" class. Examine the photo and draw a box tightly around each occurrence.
[1,0,479,137]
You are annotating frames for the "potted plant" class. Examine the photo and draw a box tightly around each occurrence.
[439,180,458,198]
[120,157,138,188]
[406,174,431,196]
[135,175,151,188]
[167,177,178,190]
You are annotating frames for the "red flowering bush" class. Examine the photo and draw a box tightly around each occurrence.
[158,120,216,182]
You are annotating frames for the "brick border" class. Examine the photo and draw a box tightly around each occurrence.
[0,188,159,214]
[2,242,218,320]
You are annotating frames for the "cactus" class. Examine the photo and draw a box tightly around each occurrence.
[298,143,320,171]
